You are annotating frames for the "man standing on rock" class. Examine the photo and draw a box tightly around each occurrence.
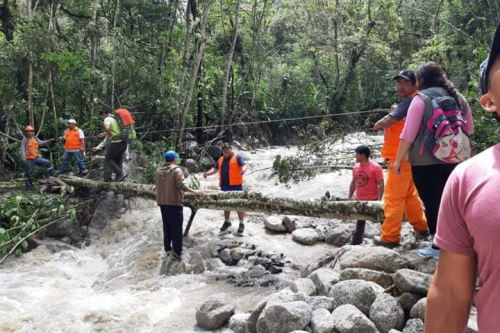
[203,143,247,234]
[155,150,198,261]
[348,145,384,245]
[426,23,500,333]
[372,70,428,247]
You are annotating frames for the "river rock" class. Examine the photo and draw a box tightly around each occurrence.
[229,313,250,333]
[388,330,402,333]
[256,301,312,333]
[200,156,214,169]
[340,268,393,288]
[247,289,306,333]
[369,293,405,333]
[328,279,379,315]
[402,318,424,333]
[306,296,337,312]
[292,228,320,245]
[283,216,296,232]
[393,269,432,296]
[291,278,317,296]
[310,308,335,333]
[264,216,287,232]
[339,246,408,273]
[331,304,378,333]
[219,248,236,265]
[308,268,339,296]
[409,297,426,322]
[184,158,199,173]
[397,292,421,314]
[195,294,235,330]
[325,225,352,247]
[45,218,83,244]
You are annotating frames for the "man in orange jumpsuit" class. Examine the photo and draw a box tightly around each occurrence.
[372,70,428,246]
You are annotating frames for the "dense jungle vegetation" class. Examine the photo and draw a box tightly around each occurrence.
[0,0,499,173]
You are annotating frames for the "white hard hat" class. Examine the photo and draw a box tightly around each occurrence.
[68,119,77,124]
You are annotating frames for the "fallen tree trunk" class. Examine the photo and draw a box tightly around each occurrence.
[59,175,384,222]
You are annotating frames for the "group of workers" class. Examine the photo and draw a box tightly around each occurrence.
[21,107,129,189]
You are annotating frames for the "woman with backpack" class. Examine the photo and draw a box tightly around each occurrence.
[392,62,474,259]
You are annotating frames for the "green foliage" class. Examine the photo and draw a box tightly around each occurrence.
[0,194,75,258]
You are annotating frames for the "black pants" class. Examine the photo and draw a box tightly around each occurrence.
[104,141,127,181]
[351,220,366,245]
[159,205,184,256]
[411,164,457,235]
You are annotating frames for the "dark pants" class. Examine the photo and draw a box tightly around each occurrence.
[352,220,366,245]
[25,157,54,189]
[411,164,457,235]
[60,151,86,174]
[159,205,184,256]
[104,141,127,181]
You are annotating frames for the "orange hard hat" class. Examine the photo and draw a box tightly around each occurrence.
[24,125,34,132]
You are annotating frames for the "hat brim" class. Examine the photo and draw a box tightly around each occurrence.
[392,75,413,82]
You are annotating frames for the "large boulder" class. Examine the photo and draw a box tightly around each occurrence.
[264,216,287,232]
[394,269,432,296]
[340,268,393,288]
[409,297,426,322]
[184,158,199,173]
[402,318,424,333]
[292,228,320,245]
[247,289,306,333]
[45,218,83,244]
[291,278,317,296]
[369,293,405,333]
[325,225,352,247]
[256,301,312,333]
[229,313,250,333]
[195,294,235,330]
[328,279,380,315]
[331,304,379,333]
[308,268,340,296]
[306,296,337,312]
[310,308,335,333]
[339,246,408,273]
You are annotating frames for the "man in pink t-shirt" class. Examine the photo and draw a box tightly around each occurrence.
[348,145,384,244]
[426,23,500,333]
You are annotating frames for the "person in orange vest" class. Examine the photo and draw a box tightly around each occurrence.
[203,142,247,234]
[59,119,87,176]
[20,125,55,190]
[372,70,428,247]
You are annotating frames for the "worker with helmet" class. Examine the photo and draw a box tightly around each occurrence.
[21,125,55,190]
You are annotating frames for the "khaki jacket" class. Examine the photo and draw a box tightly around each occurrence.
[155,163,190,206]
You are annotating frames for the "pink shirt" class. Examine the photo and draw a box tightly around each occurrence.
[400,95,474,142]
[352,161,383,200]
[435,144,500,332]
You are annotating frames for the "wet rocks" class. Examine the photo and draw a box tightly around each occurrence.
[329,279,380,315]
[306,296,337,312]
[292,228,320,245]
[402,318,424,333]
[308,268,339,296]
[340,268,393,288]
[339,246,408,273]
[398,292,421,315]
[393,269,432,296]
[264,216,287,232]
[184,158,199,173]
[195,294,235,330]
[229,313,250,333]
[409,297,426,322]
[369,293,405,333]
[256,301,312,333]
[325,225,352,247]
[331,304,379,333]
[45,218,84,244]
[310,308,335,333]
[283,216,296,232]
[291,278,317,296]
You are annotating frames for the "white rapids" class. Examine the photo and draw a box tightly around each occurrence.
[0,133,383,332]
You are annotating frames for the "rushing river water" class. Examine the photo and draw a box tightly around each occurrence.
[0,134,383,332]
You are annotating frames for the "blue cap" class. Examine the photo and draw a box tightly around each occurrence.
[164,150,179,161]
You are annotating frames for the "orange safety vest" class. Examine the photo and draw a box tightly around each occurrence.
[381,120,405,160]
[217,154,243,186]
[64,127,82,150]
[25,137,40,160]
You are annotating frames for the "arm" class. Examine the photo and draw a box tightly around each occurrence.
[348,178,355,200]
[203,167,218,178]
[373,115,398,131]
[20,139,27,162]
[426,250,476,333]
[93,137,109,152]
[79,129,85,151]
[393,139,412,175]
[37,137,54,147]
[377,179,384,200]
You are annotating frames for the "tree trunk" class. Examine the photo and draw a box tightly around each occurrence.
[218,0,241,129]
[58,175,384,221]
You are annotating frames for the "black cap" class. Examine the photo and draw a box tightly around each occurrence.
[221,142,232,149]
[102,106,112,114]
[392,70,416,84]
[480,23,500,94]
